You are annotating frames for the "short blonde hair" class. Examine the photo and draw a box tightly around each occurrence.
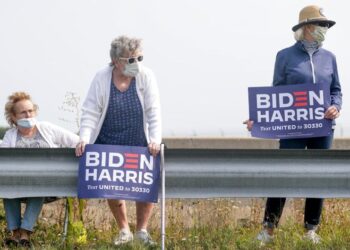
[109,35,143,66]
[4,92,38,127]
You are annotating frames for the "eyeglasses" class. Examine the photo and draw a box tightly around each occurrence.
[16,109,35,116]
[119,55,143,64]
[315,22,330,28]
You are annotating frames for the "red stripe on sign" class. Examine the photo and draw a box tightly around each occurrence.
[294,102,308,107]
[124,153,138,158]
[293,91,307,96]
[124,164,138,169]
[296,97,307,101]
[126,159,138,163]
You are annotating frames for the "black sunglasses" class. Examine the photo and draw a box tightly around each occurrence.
[119,55,144,64]
[314,22,330,28]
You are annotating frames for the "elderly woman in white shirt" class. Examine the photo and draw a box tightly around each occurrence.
[1,92,79,247]
[75,35,162,246]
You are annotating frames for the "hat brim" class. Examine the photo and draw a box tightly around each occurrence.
[292,19,336,31]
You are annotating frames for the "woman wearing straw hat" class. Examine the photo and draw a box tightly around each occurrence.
[245,5,342,244]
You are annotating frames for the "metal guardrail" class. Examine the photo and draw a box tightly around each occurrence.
[1,148,350,199]
[0,148,77,198]
[165,149,350,198]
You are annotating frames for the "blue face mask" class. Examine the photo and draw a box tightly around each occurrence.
[17,117,37,128]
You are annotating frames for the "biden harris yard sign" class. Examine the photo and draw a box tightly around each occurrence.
[78,144,160,203]
[248,83,332,139]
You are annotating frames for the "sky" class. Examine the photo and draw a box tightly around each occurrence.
[0,0,349,137]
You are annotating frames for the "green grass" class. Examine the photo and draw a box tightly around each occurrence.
[1,198,350,249]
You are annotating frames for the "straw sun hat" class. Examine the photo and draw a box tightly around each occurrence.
[292,5,336,31]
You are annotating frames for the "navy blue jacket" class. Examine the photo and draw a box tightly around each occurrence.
[273,41,342,112]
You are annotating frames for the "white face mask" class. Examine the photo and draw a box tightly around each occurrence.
[17,117,37,128]
[123,62,141,77]
[310,26,328,43]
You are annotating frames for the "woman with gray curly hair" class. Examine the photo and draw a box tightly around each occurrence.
[76,35,162,246]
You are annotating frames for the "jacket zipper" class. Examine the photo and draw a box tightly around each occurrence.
[308,53,316,84]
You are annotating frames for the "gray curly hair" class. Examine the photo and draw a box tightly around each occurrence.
[109,35,143,66]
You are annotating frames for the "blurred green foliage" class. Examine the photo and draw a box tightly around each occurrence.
[0,127,8,139]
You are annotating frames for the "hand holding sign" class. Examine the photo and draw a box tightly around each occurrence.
[75,141,86,157]
[243,120,254,131]
[324,105,340,120]
[148,142,160,157]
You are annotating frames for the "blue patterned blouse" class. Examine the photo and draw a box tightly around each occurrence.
[95,78,147,147]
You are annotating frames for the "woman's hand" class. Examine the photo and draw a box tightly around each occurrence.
[324,105,340,120]
[243,119,254,131]
[148,142,160,157]
[75,141,86,157]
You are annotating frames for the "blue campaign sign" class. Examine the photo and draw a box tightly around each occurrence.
[77,144,160,203]
[248,83,332,139]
